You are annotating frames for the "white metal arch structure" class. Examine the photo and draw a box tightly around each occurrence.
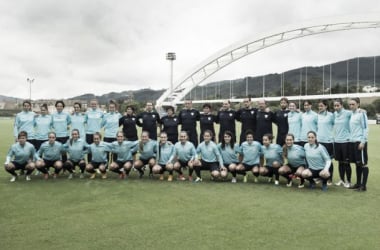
[156,19,380,109]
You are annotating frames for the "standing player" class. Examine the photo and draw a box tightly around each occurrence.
[300,100,317,146]
[4,131,37,182]
[119,105,138,141]
[14,100,36,146]
[160,106,179,144]
[255,99,274,145]
[348,98,369,192]
[287,102,302,145]
[273,97,289,146]
[51,100,71,162]
[102,101,122,162]
[333,98,352,187]
[178,100,200,147]
[70,102,86,140]
[136,102,161,140]
[34,103,52,151]
[199,104,217,142]
[85,99,104,162]
[216,100,237,143]
[317,100,334,185]
[236,97,257,144]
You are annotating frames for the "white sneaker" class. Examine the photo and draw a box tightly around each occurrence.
[274,180,279,185]
[268,178,272,183]
[34,171,40,176]
[254,177,258,183]
[344,182,352,188]
[286,180,293,187]
[194,177,202,183]
[231,177,237,183]
[335,180,345,186]
[68,173,73,179]
[79,173,84,179]
[10,176,16,182]
[96,169,101,174]
[314,178,321,184]
[26,175,31,181]
[327,181,333,186]
[243,175,248,183]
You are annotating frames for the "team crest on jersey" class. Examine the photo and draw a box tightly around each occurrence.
[208,117,211,120]
[251,111,254,114]
[265,114,268,118]
[191,112,194,116]
[284,113,288,117]
[132,118,135,120]
[229,113,233,117]
[152,115,155,118]
[174,118,177,121]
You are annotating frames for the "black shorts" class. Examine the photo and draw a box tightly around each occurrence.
[43,159,61,168]
[262,166,275,176]
[349,142,368,165]
[320,142,334,158]
[297,141,306,147]
[242,163,259,171]
[200,160,220,171]
[35,140,48,151]
[287,164,305,173]
[56,136,69,144]
[27,139,37,149]
[86,134,94,145]
[103,137,116,143]
[65,160,81,167]
[90,162,108,169]
[334,142,349,162]
[11,161,28,170]
[139,157,155,166]
[178,160,190,168]
[307,168,327,179]
[115,160,133,168]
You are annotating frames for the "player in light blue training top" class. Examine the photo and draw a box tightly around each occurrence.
[84,99,104,163]
[317,100,334,185]
[70,102,86,140]
[62,129,88,179]
[218,131,240,183]
[133,131,157,178]
[300,100,318,145]
[278,133,307,188]
[14,100,36,145]
[301,131,331,191]
[85,132,113,179]
[260,134,283,185]
[151,132,175,181]
[287,102,302,144]
[4,131,37,182]
[236,130,262,183]
[34,103,52,150]
[333,98,352,187]
[348,97,369,192]
[51,100,71,162]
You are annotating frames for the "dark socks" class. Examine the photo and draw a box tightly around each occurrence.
[338,162,345,181]
[79,163,86,173]
[362,167,369,187]
[194,166,201,178]
[345,163,352,182]
[356,165,363,185]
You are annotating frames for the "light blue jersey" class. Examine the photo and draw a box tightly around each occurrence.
[217,143,240,165]
[196,141,223,166]
[38,141,63,161]
[85,109,104,134]
[102,112,122,138]
[317,111,334,143]
[14,111,36,139]
[138,140,157,160]
[349,109,368,143]
[239,141,262,166]
[5,141,37,164]
[285,144,306,167]
[62,138,88,162]
[87,142,113,163]
[333,109,351,143]
[70,113,86,139]
[156,142,175,165]
[304,143,331,171]
[261,144,283,167]
[111,140,139,162]
[288,111,302,142]
[34,114,52,140]
[170,141,197,162]
[52,111,71,137]
[300,110,318,142]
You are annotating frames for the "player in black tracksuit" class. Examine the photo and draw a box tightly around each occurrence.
[255,99,275,144]
[160,106,179,144]
[199,103,217,142]
[119,105,138,141]
[236,97,257,144]
[178,100,200,147]
[216,100,237,143]
[136,102,161,140]
[273,97,289,146]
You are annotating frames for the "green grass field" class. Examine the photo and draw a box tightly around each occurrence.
[0,118,379,250]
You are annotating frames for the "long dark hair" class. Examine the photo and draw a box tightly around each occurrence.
[282,133,294,158]
[307,131,319,148]
[70,129,80,146]
[221,131,235,149]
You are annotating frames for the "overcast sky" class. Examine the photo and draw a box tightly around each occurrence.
[1,0,380,100]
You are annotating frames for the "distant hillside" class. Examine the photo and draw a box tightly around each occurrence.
[69,88,166,104]
[0,95,22,103]
[187,55,380,100]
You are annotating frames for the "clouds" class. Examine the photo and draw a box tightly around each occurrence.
[0,0,380,99]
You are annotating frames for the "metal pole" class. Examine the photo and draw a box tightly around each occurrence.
[329,64,332,95]
[347,60,349,94]
[262,75,265,97]
[27,78,34,100]
[357,57,360,93]
[374,56,376,87]
[229,80,232,98]
[305,67,308,95]
[245,77,248,96]
[322,65,325,94]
